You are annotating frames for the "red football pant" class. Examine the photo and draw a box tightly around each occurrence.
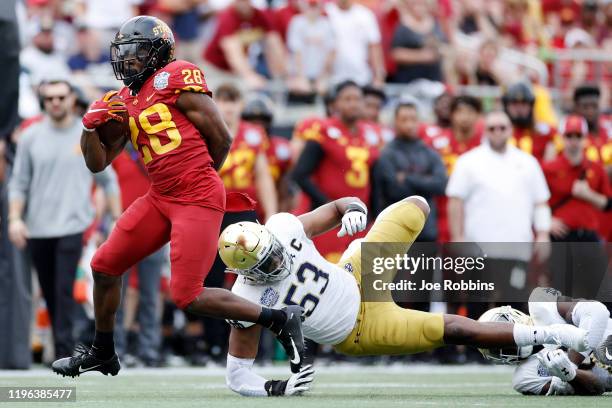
[91,193,223,309]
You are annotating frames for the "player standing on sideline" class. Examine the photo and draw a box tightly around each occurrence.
[502,82,557,163]
[217,196,590,397]
[52,16,304,378]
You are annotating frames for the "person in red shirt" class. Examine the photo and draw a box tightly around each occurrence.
[52,16,304,378]
[203,0,286,90]
[573,84,612,167]
[240,94,294,212]
[216,84,278,221]
[425,95,483,242]
[544,115,611,242]
[502,82,557,163]
[418,88,453,143]
[292,80,380,261]
[362,85,394,144]
[543,115,611,297]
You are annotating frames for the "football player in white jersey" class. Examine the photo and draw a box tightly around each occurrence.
[218,196,591,397]
[479,287,612,396]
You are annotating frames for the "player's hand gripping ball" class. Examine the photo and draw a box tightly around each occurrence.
[83,90,129,147]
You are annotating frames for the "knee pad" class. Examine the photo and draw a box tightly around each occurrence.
[422,314,445,345]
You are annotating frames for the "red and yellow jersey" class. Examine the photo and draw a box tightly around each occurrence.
[293,116,326,142]
[310,117,381,205]
[426,128,483,242]
[418,122,449,145]
[118,59,224,211]
[219,121,269,209]
[543,155,611,233]
[585,116,612,166]
[510,123,557,162]
[266,135,292,182]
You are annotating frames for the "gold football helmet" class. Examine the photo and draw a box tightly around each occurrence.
[218,222,292,284]
[478,306,534,364]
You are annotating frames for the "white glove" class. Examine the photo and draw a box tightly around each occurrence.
[338,203,367,237]
[537,349,577,382]
[285,364,315,396]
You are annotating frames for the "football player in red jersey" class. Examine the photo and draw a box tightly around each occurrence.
[241,95,294,212]
[52,16,305,378]
[425,95,483,243]
[362,85,394,144]
[418,89,453,143]
[216,84,278,221]
[572,84,612,241]
[502,82,557,163]
[292,80,381,262]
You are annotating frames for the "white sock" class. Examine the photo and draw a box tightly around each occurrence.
[572,301,610,349]
[513,323,547,346]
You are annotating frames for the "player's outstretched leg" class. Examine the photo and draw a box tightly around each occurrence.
[52,272,122,377]
[184,288,305,372]
[443,314,589,352]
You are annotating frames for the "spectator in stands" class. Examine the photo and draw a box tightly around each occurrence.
[286,0,335,97]
[292,80,381,261]
[75,0,142,46]
[216,83,278,221]
[599,0,612,49]
[7,79,121,359]
[373,101,447,241]
[325,0,385,86]
[68,25,110,73]
[447,110,551,306]
[156,0,207,63]
[20,16,70,85]
[203,0,287,90]
[543,115,610,298]
[390,0,446,84]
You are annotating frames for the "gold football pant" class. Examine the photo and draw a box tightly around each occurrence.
[334,198,445,356]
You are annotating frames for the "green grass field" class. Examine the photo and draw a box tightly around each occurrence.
[0,364,609,407]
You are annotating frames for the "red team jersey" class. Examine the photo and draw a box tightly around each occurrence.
[266,135,292,182]
[297,116,381,261]
[425,128,483,242]
[118,60,225,211]
[219,121,269,217]
[509,123,557,162]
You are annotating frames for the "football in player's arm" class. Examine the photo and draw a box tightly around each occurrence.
[511,288,612,396]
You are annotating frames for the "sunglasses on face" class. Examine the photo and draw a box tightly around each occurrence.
[43,94,69,103]
[564,132,584,140]
[487,125,508,133]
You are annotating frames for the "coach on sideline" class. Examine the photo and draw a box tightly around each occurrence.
[446,111,551,311]
[7,78,121,360]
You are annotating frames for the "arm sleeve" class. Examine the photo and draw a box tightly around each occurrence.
[226,354,268,397]
[403,150,448,195]
[7,132,33,203]
[291,140,329,208]
[363,9,381,44]
[166,61,212,103]
[445,156,471,199]
[93,166,120,197]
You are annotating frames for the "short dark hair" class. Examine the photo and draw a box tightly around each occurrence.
[395,102,417,117]
[331,80,361,101]
[215,83,242,101]
[362,85,386,103]
[450,95,482,114]
[573,84,600,103]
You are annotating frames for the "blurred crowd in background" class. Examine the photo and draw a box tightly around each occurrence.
[0,0,610,369]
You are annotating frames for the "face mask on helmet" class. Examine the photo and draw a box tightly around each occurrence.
[111,40,157,90]
[477,306,534,364]
[239,234,292,284]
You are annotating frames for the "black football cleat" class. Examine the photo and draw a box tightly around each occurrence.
[275,305,305,373]
[52,344,120,378]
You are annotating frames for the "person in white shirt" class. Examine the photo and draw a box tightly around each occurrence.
[446,110,552,306]
[324,0,385,86]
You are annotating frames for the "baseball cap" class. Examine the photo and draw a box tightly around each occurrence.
[560,115,588,135]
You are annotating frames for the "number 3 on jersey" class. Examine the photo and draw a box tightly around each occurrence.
[283,262,329,317]
[129,103,182,164]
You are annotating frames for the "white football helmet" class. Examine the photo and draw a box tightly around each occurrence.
[478,306,534,364]
[218,222,293,285]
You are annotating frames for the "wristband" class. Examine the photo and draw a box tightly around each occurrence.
[346,202,367,215]
[264,380,288,396]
